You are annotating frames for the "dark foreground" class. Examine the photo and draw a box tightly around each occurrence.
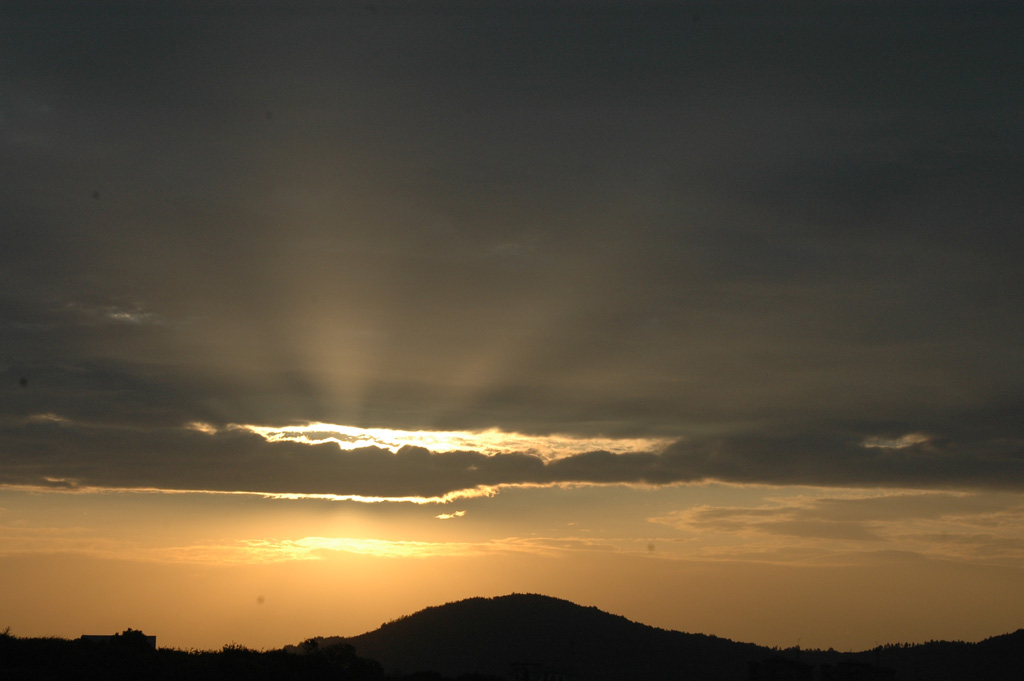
[5,593,1024,681]
[0,630,498,681]
[5,627,1024,681]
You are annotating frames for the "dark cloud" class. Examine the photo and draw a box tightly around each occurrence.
[1,415,1021,498]
[2,1,1022,494]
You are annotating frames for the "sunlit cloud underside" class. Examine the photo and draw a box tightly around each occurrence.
[1,422,677,504]
[0,417,679,501]
[229,422,673,460]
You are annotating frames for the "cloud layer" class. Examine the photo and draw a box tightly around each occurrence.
[2,1,1023,497]
[2,417,1022,499]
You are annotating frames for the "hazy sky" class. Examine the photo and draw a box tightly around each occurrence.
[2,0,1023,652]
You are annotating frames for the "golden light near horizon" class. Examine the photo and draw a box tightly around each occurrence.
[5,471,1024,650]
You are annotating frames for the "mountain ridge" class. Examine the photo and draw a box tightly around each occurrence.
[298,593,780,680]
[292,593,1024,681]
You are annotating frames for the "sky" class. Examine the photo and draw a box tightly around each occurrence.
[2,0,1023,653]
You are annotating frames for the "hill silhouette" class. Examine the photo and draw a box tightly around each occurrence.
[296,593,1024,681]
[301,593,770,681]
[818,629,1024,681]
[3,597,1021,680]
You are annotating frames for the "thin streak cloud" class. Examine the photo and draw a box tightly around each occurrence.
[651,489,1024,566]
[0,482,499,506]
[863,433,932,449]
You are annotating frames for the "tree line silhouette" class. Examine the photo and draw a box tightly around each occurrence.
[0,628,385,681]
[0,627,508,681]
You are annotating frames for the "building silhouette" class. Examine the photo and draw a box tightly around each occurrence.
[80,631,157,650]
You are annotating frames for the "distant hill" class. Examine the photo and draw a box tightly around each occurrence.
[296,593,1024,681]
[300,593,770,681]
[822,629,1024,681]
